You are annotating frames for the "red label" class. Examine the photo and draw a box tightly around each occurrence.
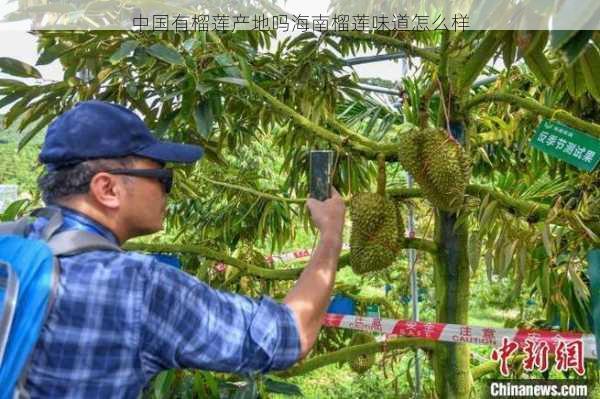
[323,314,344,327]
[391,320,445,340]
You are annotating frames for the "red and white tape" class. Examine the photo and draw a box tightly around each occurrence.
[214,249,598,360]
[323,313,597,359]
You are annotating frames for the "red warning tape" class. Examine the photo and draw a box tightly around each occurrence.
[212,247,598,361]
[322,313,597,359]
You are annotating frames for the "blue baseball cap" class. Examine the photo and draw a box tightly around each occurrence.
[40,100,203,170]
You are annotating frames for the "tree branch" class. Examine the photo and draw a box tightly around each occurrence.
[401,237,439,254]
[330,31,440,63]
[466,184,599,240]
[466,184,550,222]
[123,237,438,280]
[197,175,306,204]
[463,92,600,138]
[275,337,435,378]
[123,242,311,280]
[326,117,397,155]
[471,355,527,380]
[248,81,399,161]
[390,184,598,237]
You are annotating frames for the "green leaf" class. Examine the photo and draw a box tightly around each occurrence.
[201,371,219,396]
[523,49,554,86]
[18,113,54,151]
[264,377,302,396]
[231,378,258,399]
[559,30,594,65]
[236,54,252,81]
[213,77,248,86]
[0,199,31,222]
[502,31,517,70]
[550,30,580,50]
[4,94,34,127]
[214,53,241,78]
[564,60,587,98]
[0,78,27,88]
[484,251,493,283]
[36,43,69,66]
[288,32,316,48]
[541,223,553,258]
[146,43,185,66]
[194,100,214,138]
[579,43,600,101]
[109,40,139,64]
[182,38,196,53]
[459,31,503,90]
[152,370,175,399]
[0,57,41,79]
[0,92,24,109]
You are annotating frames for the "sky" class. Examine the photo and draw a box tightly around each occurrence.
[0,0,405,84]
[0,31,404,83]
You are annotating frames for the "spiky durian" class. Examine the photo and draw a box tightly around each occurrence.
[350,193,402,274]
[398,128,471,212]
[349,332,376,374]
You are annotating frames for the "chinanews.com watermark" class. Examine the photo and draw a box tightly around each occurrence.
[486,336,593,398]
[487,380,588,399]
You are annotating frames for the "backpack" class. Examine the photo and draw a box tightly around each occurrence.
[0,207,121,399]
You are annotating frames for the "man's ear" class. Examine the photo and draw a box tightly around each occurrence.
[88,172,121,209]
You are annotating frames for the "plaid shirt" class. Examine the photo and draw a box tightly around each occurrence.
[23,207,301,398]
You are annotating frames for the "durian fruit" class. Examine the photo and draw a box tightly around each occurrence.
[239,246,270,269]
[350,193,403,275]
[235,245,270,295]
[398,128,471,212]
[585,192,600,236]
[349,332,376,374]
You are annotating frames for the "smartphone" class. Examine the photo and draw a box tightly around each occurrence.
[309,150,334,201]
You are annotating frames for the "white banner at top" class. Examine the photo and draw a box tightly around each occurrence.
[1,0,599,30]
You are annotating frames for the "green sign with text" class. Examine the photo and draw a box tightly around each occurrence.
[531,119,600,172]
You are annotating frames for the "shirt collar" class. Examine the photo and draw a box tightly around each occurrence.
[50,205,120,245]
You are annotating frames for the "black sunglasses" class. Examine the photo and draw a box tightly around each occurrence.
[105,168,174,193]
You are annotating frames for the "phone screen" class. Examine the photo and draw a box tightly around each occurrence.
[309,150,333,201]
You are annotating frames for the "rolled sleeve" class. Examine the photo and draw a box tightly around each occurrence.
[248,297,301,372]
[139,260,301,377]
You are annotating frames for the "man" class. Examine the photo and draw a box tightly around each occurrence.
[21,101,345,398]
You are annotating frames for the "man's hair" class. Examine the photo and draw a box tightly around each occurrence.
[38,156,139,204]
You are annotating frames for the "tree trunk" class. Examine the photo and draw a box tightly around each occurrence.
[432,120,472,398]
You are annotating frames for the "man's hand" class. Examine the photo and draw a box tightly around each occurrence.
[306,187,346,239]
[284,187,346,360]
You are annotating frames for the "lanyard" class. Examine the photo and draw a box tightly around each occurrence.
[56,207,118,244]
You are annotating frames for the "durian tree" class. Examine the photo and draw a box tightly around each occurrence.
[2,28,600,398]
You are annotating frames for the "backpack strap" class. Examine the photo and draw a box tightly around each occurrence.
[0,207,64,240]
[47,230,122,257]
[20,207,122,256]
[0,261,19,365]
[0,218,30,237]
[30,208,65,241]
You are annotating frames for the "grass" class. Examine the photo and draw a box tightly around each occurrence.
[272,351,436,399]
[469,308,516,329]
